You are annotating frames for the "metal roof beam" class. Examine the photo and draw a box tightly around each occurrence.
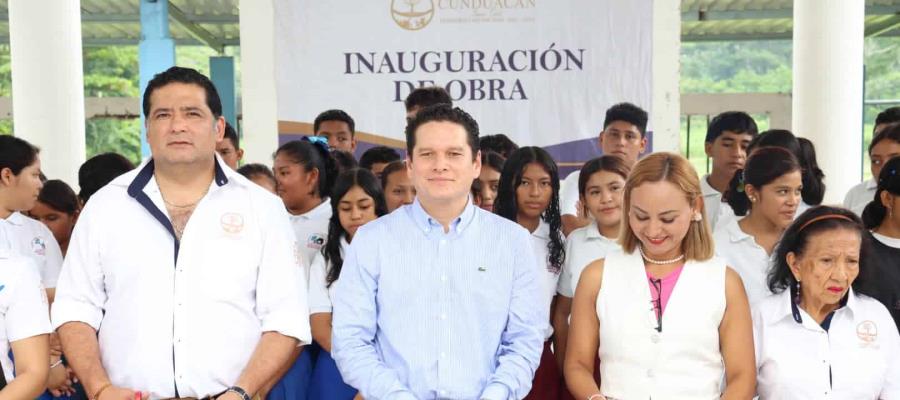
[0,12,239,24]
[866,13,900,37]
[682,4,899,22]
[166,1,225,53]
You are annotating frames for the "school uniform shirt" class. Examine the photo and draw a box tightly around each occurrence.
[713,218,772,305]
[701,174,726,230]
[558,220,620,298]
[559,171,581,216]
[290,198,331,278]
[752,288,900,399]
[0,251,51,383]
[331,199,544,400]
[308,237,350,315]
[862,231,900,332]
[530,220,562,340]
[843,179,877,217]
[51,158,311,399]
[0,211,64,288]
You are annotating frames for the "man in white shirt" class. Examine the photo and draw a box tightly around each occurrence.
[52,67,310,400]
[844,108,900,216]
[701,111,757,230]
[561,103,648,235]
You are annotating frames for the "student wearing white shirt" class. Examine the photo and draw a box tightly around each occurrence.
[715,147,803,305]
[0,136,64,299]
[701,111,758,231]
[860,153,900,331]
[53,67,310,400]
[844,121,900,216]
[566,153,756,400]
[750,130,824,213]
[493,146,567,399]
[752,206,900,399]
[561,103,649,236]
[308,168,387,400]
[0,251,51,400]
[553,155,629,376]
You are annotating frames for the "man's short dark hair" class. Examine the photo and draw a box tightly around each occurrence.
[875,107,900,129]
[405,105,479,160]
[143,66,222,119]
[224,122,239,149]
[404,87,452,112]
[603,103,648,137]
[78,152,135,203]
[705,111,758,143]
[480,134,519,158]
[314,109,355,135]
[359,146,402,171]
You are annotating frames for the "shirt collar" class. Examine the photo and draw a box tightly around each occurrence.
[2,211,26,226]
[700,174,720,197]
[127,156,230,198]
[292,197,332,221]
[583,220,617,242]
[532,219,550,239]
[770,286,856,326]
[865,178,877,190]
[724,218,754,244]
[408,196,476,235]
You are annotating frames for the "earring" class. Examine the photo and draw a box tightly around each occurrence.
[692,212,703,222]
[750,196,757,202]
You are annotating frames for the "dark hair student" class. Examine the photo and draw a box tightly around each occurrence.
[749,129,826,206]
[724,147,802,216]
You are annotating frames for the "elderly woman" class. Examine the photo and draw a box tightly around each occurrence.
[752,205,900,399]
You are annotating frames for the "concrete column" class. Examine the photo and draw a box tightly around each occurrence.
[651,0,682,153]
[792,0,865,204]
[210,56,237,128]
[139,0,176,159]
[8,0,85,186]
[238,0,279,165]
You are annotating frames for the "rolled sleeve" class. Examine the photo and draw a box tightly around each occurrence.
[480,382,511,400]
[51,205,106,330]
[331,232,416,399]
[557,238,577,298]
[255,206,311,344]
[307,253,333,314]
[485,229,544,398]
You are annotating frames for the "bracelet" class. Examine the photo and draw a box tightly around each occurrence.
[93,382,113,400]
[225,386,252,400]
[50,359,64,369]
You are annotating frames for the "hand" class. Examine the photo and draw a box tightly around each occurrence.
[97,386,148,400]
[47,363,75,397]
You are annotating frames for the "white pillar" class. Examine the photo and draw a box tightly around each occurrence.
[792,0,865,205]
[8,0,85,186]
[238,0,280,165]
[651,0,682,153]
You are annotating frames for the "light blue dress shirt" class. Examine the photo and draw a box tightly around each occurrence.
[332,198,544,400]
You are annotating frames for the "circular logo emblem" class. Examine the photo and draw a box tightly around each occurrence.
[856,320,878,343]
[220,213,245,234]
[390,0,435,31]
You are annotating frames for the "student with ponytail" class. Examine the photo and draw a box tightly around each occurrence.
[493,146,567,399]
[715,147,803,305]
[860,149,900,331]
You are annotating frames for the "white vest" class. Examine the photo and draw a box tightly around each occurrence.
[597,248,726,400]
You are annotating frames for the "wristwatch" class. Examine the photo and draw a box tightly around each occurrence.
[224,386,251,400]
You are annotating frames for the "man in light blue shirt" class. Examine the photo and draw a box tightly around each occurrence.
[332,105,544,399]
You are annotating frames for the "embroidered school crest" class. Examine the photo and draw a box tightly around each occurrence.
[31,237,46,256]
[856,320,878,344]
[307,233,326,250]
[220,212,245,234]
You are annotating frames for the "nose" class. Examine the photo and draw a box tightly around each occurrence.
[350,206,363,220]
[528,183,542,197]
[404,190,415,204]
[601,189,613,203]
[833,260,851,281]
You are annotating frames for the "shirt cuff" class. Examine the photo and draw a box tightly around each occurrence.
[308,305,333,315]
[51,299,103,331]
[480,383,511,400]
[261,309,312,345]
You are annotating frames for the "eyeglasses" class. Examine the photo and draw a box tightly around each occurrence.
[648,277,663,333]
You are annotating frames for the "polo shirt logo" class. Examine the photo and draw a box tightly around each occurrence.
[856,320,878,345]
[31,237,46,256]
[307,234,325,249]
[220,212,245,234]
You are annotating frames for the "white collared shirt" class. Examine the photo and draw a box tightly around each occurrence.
[701,174,726,230]
[290,198,332,278]
[308,236,349,314]
[0,211,63,288]
[873,231,900,249]
[752,289,900,399]
[559,171,581,216]
[713,218,773,305]
[844,179,878,217]
[0,251,51,383]
[558,220,620,298]
[531,220,562,340]
[51,158,311,398]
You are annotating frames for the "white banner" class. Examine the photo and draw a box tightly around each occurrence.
[274,0,653,162]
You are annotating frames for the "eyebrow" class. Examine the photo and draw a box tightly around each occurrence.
[632,206,678,215]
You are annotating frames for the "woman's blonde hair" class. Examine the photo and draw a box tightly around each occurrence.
[618,152,714,261]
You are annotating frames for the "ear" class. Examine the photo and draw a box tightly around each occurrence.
[744,184,759,202]
[704,141,714,158]
[639,136,648,154]
[0,167,13,186]
[306,167,320,187]
[236,148,245,162]
[786,251,802,282]
[880,189,893,209]
[214,117,226,141]
[473,149,482,178]
[350,136,358,153]
[692,196,704,221]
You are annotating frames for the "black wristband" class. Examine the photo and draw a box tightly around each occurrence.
[225,386,251,400]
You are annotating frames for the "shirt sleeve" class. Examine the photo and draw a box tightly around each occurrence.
[36,223,63,289]
[559,171,580,217]
[331,230,418,400]
[482,228,545,399]
[6,259,52,342]
[255,203,312,344]
[557,234,577,297]
[307,252,333,314]
[878,304,900,399]
[51,203,107,330]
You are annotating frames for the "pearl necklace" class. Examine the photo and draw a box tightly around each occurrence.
[638,245,685,265]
